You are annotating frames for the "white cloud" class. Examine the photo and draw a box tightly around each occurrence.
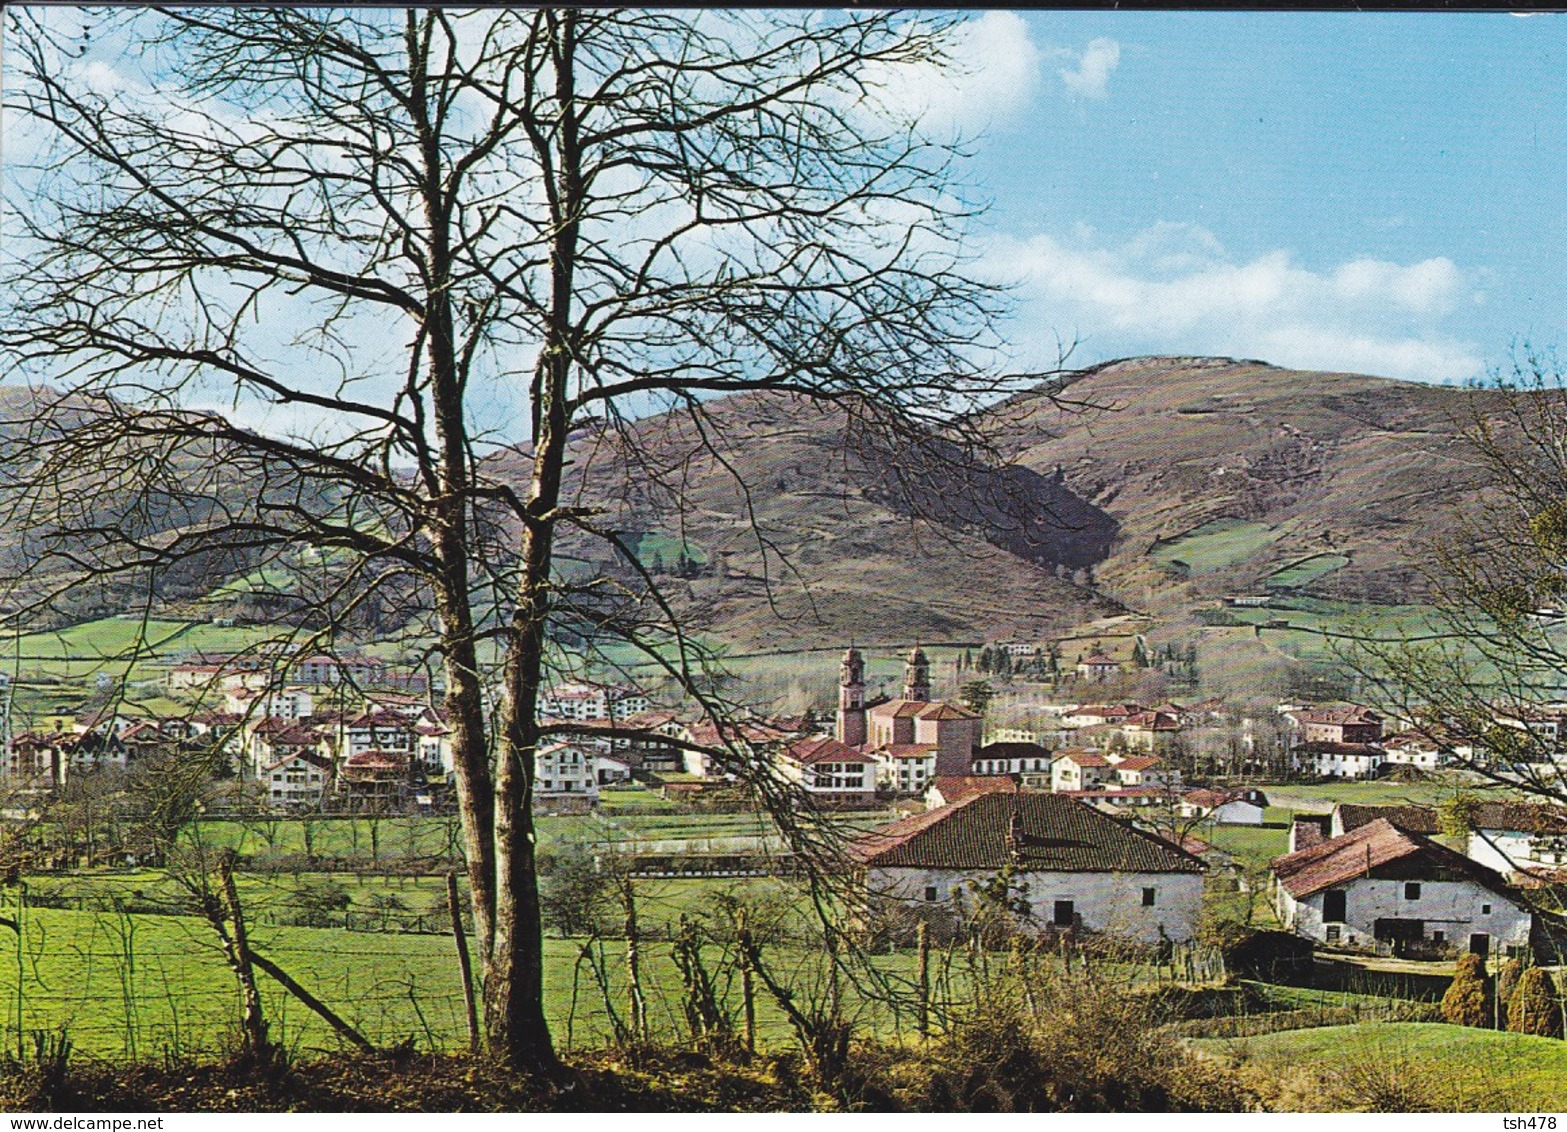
[990,223,1483,383]
[1059,38,1120,101]
[863,12,1042,134]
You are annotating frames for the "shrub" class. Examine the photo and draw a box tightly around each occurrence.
[876,950,1257,1111]
[1440,954,1493,1028]
[1508,967,1563,1038]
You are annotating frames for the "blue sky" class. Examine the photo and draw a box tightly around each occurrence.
[6,7,1565,426]
[945,11,1567,383]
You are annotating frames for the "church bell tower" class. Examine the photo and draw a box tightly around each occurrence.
[903,645,931,702]
[837,646,867,747]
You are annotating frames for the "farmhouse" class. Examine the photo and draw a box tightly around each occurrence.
[263,751,332,809]
[1464,802,1567,880]
[1075,653,1121,683]
[533,741,599,802]
[1381,732,1450,771]
[1118,710,1183,753]
[854,791,1207,944]
[1288,705,1384,745]
[1272,818,1532,958]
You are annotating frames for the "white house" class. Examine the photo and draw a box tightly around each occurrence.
[1049,749,1113,792]
[263,751,332,809]
[778,736,877,799]
[594,752,635,786]
[1272,818,1532,958]
[1108,754,1179,790]
[225,685,315,721]
[539,682,651,722]
[1180,787,1268,826]
[871,743,939,795]
[854,791,1207,945]
[534,742,599,800]
[337,709,417,763]
[1296,741,1385,779]
[1381,733,1450,772]
[1465,802,1567,879]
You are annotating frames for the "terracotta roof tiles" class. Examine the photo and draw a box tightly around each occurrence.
[854,792,1204,874]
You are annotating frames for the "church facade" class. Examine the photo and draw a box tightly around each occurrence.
[833,646,982,793]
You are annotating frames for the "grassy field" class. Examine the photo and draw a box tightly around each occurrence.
[1203,823,1289,872]
[1196,1022,1567,1111]
[1266,554,1350,590]
[0,903,920,1061]
[1149,519,1277,576]
[1260,777,1480,814]
[4,617,277,683]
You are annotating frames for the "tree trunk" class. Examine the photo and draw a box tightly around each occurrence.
[216,853,272,1065]
[484,8,583,1073]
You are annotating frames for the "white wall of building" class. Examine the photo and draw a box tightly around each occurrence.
[870,865,1204,944]
[1468,828,1567,874]
[1276,876,1531,952]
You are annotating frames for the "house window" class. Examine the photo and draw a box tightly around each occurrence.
[924,885,938,903]
[1433,930,1446,944]
[1142,888,1156,907]
[1053,900,1075,927]
[1482,904,1492,915]
[1325,925,1341,943]
[1404,883,1421,900]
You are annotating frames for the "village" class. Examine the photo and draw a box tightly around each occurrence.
[1,632,1562,982]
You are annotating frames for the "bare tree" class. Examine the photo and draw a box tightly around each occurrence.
[3,9,1046,1069]
[1349,351,1567,813]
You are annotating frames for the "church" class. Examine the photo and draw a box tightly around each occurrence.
[835,645,982,793]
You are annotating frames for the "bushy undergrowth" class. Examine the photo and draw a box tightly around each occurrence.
[856,950,1258,1112]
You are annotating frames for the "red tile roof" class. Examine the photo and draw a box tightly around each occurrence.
[1271,819,1513,900]
[1470,803,1567,835]
[928,776,1018,804]
[262,751,333,774]
[855,792,1203,874]
[877,743,939,760]
[1184,788,1268,809]
[1335,803,1442,835]
[1112,755,1162,772]
[1053,750,1110,768]
[915,702,980,721]
[1123,711,1181,731]
[1293,706,1382,726]
[784,736,875,766]
[1296,741,1384,756]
